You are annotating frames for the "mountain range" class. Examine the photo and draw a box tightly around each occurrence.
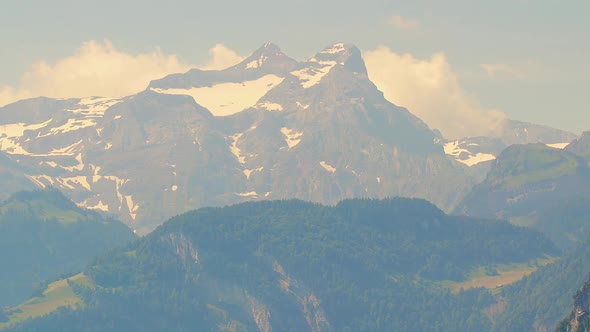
[0,42,578,232]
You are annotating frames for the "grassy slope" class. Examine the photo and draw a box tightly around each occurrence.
[0,274,93,330]
[444,256,558,293]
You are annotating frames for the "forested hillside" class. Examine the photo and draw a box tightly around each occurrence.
[491,233,590,331]
[4,198,558,331]
[0,188,135,307]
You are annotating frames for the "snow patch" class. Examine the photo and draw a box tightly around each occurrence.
[376,177,381,183]
[319,161,336,173]
[46,118,97,135]
[236,191,258,197]
[68,97,121,117]
[444,141,497,167]
[49,140,84,156]
[457,153,496,166]
[80,200,109,212]
[243,167,264,180]
[321,43,346,54]
[28,175,54,187]
[150,74,284,116]
[0,120,52,155]
[103,175,128,206]
[171,185,178,191]
[280,127,303,149]
[546,142,569,149]
[245,55,267,69]
[125,195,139,220]
[91,164,102,183]
[291,61,337,89]
[62,153,84,172]
[229,133,246,164]
[62,176,91,190]
[296,102,310,110]
[256,102,283,111]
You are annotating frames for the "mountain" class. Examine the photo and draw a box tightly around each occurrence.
[455,143,590,250]
[2,198,558,331]
[441,120,576,177]
[0,43,474,232]
[500,120,577,146]
[0,152,37,202]
[0,188,135,307]
[566,131,590,162]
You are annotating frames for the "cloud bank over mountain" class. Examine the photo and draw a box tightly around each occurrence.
[0,41,245,107]
[363,46,506,139]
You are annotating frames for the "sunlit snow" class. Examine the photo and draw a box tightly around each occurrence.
[230,133,246,164]
[49,140,84,156]
[291,61,337,89]
[125,195,139,220]
[0,120,52,155]
[236,191,258,197]
[79,199,110,212]
[68,97,121,117]
[150,74,284,116]
[245,55,268,69]
[256,102,283,111]
[296,102,310,110]
[320,43,346,54]
[545,142,569,149]
[444,141,496,167]
[280,127,303,149]
[45,118,97,135]
[319,161,336,173]
[243,167,264,180]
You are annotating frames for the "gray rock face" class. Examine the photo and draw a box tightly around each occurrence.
[566,131,590,162]
[500,119,576,146]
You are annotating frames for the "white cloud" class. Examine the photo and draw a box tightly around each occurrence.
[364,46,506,139]
[0,41,246,107]
[481,63,525,79]
[387,15,419,30]
[200,44,245,70]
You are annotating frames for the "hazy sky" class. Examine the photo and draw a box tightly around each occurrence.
[1,0,588,136]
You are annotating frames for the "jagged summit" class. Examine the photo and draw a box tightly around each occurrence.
[233,42,297,72]
[307,43,367,75]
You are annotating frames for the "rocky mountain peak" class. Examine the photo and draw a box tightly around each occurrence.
[235,42,297,72]
[310,43,367,75]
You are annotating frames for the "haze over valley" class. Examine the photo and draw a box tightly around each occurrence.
[1,1,589,331]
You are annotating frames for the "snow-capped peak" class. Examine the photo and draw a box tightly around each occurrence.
[310,43,367,75]
[237,42,297,71]
[319,43,347,55]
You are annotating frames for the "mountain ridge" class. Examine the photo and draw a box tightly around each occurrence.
[0,42,578,231]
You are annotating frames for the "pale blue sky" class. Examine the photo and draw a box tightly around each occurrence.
[1,0,588,134]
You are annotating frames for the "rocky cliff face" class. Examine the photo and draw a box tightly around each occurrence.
[556,276,590,332]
